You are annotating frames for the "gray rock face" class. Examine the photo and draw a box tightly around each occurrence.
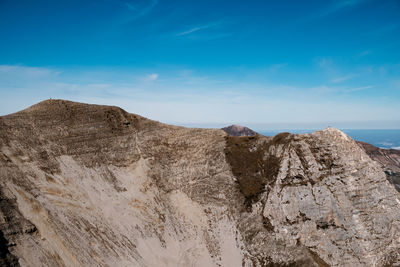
[357,141,400,192]
[1,100,400,266]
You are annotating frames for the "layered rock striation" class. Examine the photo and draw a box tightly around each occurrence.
[357,141,400,192]
[1,100,400,266]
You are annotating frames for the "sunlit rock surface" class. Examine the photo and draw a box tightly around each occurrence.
[357,141,400,193]
[1,100,400,266]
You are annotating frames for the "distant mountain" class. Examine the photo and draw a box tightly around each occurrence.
[221,124,258,136]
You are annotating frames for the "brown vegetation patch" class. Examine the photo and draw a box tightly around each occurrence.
[263,216,274,231]
[224,135,281,207]
[271,132,291,145]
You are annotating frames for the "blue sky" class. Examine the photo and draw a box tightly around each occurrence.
[0,0,399,129]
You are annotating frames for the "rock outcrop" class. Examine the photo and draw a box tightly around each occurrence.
[357,141,400,192]
[1,100,400,266]
[221,125,258,137]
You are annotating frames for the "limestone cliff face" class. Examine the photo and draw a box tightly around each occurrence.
[1,100,400,266]
[357,141,400,192]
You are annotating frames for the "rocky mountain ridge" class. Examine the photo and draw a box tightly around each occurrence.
[221,125,400,194]
[1,100,400,266]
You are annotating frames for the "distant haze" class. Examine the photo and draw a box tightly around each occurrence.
[1,0,400,128]
[179,122,400,131]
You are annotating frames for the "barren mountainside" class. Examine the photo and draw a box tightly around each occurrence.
[357,141,400,192]
[1,100,400,266]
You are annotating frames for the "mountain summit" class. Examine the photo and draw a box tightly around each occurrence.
[221,124,258,136]
[1,100,400,266]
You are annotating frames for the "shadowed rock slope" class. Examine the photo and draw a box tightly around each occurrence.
[1,100,400,266]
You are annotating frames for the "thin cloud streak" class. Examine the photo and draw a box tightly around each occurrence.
[0,65,60,77]
[120,0,158,22]
[331,75,355,83]
[346,85,374,92]
[299,0,370,23]
[175,21,223,37]
[176,26,206,37]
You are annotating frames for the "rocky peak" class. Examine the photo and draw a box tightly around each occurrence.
[221,124,258,136]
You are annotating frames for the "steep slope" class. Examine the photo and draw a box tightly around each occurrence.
[357,141,400,192]
[357,141,400,172]
[1,100,400,266]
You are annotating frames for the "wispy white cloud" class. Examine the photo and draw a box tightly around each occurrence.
[0,65,60,78]
[315,58,375,86]
[306,83,376,95]
[346,85,374,92]
[300,0,369,23]
[145,73,158,81]
[175,21,223,37]
[119,0,158,22]
[176,26,208,37]
[267,63,288,72]
[315,57,333,68]
[331,75,355,83]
